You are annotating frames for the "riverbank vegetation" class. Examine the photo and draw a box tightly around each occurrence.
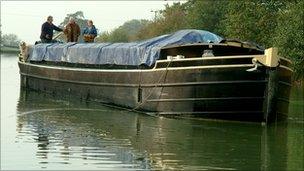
[95,1,303,80]
[0,46,19,54]
[0,33,20,53]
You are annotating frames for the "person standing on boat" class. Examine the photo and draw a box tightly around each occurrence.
[40,16,63,43]
[63,17,81,42]
[83,20,97,43]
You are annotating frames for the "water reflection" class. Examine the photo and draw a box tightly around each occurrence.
[17,89,151,170]
[16,89,303,170]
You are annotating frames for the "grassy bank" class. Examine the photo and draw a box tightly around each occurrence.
[1,46,19,54]
[289,80,304,121]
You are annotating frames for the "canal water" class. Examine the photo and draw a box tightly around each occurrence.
[1,54,303,170]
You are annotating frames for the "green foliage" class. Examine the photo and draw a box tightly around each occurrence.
[120,19,149,41]
[94,1,302,78]
[103,27,128,42]
[96,3,188,42]
[274,1,304,79]
[185,0,228,36]
[137,2,188,40]
[158,3,188,33]
[96,31,111,42]
[96,19,149,42]
[221,1,286,47]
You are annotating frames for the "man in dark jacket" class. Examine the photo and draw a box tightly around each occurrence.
[40,16,63,43]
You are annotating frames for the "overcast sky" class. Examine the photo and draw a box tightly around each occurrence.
[1,1,178,43]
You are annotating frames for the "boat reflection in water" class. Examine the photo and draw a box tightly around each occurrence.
[16,89,303,170]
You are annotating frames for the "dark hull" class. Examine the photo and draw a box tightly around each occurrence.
[18,56,292,122]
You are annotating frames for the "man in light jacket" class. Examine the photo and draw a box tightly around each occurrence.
[83,20,97,43]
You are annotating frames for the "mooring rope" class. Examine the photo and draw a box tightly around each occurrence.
[130,59,172,112]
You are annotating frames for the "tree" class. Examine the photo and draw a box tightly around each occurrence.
[96,31,111,42]
[94,1,303,79]
[136,2,188,40]
[221,1,286,48]
[57,11,90,42]
[0,33,21,47]
[274,1,304,79]
[185,0,228,36]
[106,27,128,42]
[120,19,149,41]
[96,19,149,42]
[59,11,88,29]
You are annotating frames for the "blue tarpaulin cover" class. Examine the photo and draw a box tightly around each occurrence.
[28,29,223,66]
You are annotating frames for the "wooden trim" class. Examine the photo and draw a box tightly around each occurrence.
[160,42,262,50]
[277,97,290,103]
[20,72,139,87]
[278,81,292,87]
[147,96,264,102]
[20,72,266,88]
[156,55,264,63]
[279,56,292,63]
[20,61,255,72]
[142,80,267,87]
[146,111,263,115]
[279,65,293,72]
[154,64,255,71]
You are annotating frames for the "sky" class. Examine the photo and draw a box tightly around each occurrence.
[1,1,178,43]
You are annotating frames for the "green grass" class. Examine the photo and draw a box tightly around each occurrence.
[1,47,19,54]
[288,82,304,120]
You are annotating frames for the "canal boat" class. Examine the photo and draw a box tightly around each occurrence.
[18,29,293,122]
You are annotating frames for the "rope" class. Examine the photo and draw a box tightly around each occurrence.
[53,32,64,40]
[130,59,172,112]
